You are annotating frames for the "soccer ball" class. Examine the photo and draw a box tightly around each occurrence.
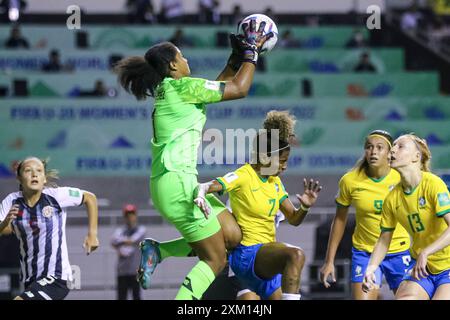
[237,14,278,55]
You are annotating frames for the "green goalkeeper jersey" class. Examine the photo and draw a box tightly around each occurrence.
[151,76,225,178]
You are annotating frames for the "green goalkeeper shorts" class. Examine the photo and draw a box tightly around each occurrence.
[150,171,227,243]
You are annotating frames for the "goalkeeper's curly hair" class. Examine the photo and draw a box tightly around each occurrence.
[263,110,297,143]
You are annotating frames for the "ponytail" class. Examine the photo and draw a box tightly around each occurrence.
[114,42,177,100]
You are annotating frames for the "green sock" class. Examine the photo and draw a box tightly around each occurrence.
[175,260,216,300]
[159,237,194,261]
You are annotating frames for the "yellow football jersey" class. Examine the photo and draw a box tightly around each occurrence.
[336,168,410,254]
[381,172,450,274]
[216,164,288,246]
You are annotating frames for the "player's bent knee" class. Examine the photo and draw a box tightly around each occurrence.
[287,248,305,268]
[218,211,242,250]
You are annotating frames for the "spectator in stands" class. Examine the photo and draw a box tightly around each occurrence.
[160,0,183,24]
[228,4,244,26]
[198,0,220,24]
[126,0,156,24]
[305,16,320,27]
[4,24,28,48]
[279,30,301,48]
[346,0,361,25]
[345,29,368,49]
[111,204,146,300]
[264,7,276,22]
[169,28,194,48]
[41,49,63,72]
[79,80,108,97]
[401,5,423,32]
[354,52,377,73]
[91,80,108,96]
[142,2,157,24]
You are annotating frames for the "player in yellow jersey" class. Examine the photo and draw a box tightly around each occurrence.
[194,111,322,300]
[363,134,450,299]
[320,130,411,299]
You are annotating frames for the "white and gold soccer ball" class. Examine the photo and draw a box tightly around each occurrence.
[237,13,278,55]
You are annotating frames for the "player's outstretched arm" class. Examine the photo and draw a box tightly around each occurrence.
[82,191,99,255]
[221,21,274,101]
[193,180,224,218]
[319,205,350,288]
[0,204,19,235]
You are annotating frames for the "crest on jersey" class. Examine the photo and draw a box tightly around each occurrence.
[419,196,426,207]
[42,206,54,218]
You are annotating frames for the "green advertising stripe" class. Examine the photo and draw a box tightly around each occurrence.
[229,73,440,97]
[0,48,403,73]
[2,97,450,125]
[1,109,450,152]
[0,25,369,50]
[1,71,439,97]
[2,97,449,175]
[1,145,449,177]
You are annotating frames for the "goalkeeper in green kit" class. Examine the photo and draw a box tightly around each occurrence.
[114,21,273,300]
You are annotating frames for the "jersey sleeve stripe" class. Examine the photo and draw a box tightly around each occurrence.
[215,178,226,196]
[335,200,350,208]
[279,195,288,205]
[219,82,225,97]
[436,209,450,217]
[380,226,395,232]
